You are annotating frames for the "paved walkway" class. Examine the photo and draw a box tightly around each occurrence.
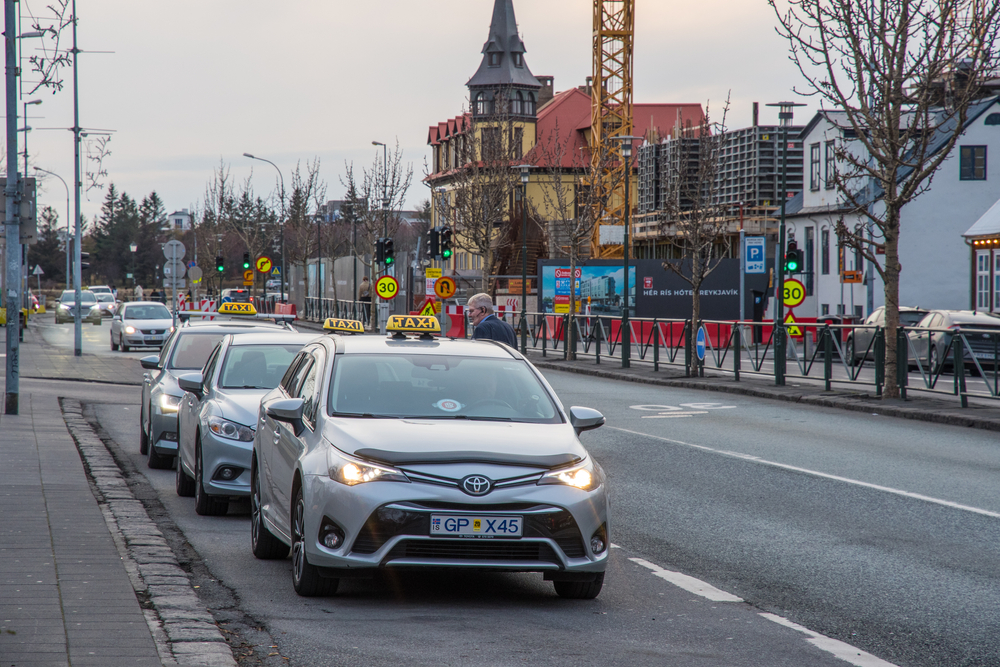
[9,323,146,386]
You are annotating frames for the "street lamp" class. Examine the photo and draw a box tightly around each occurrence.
[243,152,286,300]
[515,164,531,353]
[765,101,805,386]
[614,135,641,369]
[130,243,138,289]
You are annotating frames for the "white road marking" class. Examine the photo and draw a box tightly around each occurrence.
[610,426,1000,520]
[641,411,707,418]
[760,613,900,667]
[630,557,743,602]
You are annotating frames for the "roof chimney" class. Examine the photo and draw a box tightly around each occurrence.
[537,75,554,109]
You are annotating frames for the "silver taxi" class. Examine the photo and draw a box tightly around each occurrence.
[251,316,610,599]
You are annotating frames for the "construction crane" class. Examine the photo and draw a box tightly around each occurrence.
[590,0,635,259]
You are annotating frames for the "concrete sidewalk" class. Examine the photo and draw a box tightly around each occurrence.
[9,321,146,386]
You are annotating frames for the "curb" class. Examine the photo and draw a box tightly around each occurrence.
[61,398,238,667]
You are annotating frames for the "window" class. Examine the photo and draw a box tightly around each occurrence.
[524,93,536,116]
[298,350,325,427]
[824,141,836,189]
[219,344,302,390]
[488,52,501,67]
[805,227,815,296]
[821,303,830,316]
[513,127,524,158]
[512,91,523,115]
[985,113,1000,126]
[474,93,491,116]
[809,143,820,190]
[821,228,830,275]
[977,250,991,309]
[513,52,523,68]
[960,145,987,180]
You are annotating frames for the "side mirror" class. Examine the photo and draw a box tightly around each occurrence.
[569,406,605,435]
[140,355,160,370]
[178,372,203,397]
[264,397,306,436]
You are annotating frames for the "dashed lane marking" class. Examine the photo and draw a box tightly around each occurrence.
[630,557,743,602]
[760,613,900,667]
[609,426,1000,520]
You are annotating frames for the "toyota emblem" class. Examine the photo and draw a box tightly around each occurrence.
[461,475,493,496]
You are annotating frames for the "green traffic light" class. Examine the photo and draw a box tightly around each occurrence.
[443,249,453,259]
[385,256,394,265]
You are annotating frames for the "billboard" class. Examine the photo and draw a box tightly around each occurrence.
[539,262,637,315]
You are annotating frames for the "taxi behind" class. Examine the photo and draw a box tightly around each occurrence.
[252,316,610,599]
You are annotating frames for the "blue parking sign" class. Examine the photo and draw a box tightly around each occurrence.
[745,236,766,274]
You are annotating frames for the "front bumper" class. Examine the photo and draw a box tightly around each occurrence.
[199,428,253,497]
[297,474,609,575]
[150,405,180,456]
[123,332,166,348]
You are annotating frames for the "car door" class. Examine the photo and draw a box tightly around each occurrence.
[271,346,325,531]
[180,343,222,473]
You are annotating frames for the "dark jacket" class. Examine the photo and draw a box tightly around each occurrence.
[473,314,517,348]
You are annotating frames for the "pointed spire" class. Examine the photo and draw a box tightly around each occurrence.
[467,0,541,90]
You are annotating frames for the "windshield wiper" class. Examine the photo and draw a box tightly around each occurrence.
[333,412,398,418]
[408,415,514,422]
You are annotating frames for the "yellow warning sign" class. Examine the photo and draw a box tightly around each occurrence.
[418,299,437,317]
[784,313,802,338]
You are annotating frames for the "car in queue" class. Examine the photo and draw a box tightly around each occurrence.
[94,293,117,318]
[175,331,318,516]
[139,302,295,470]
[111,301,174,352]
[251,315,610,600]
[907,309,1000,373]
[54,289,102,325]
[845,306,929,365]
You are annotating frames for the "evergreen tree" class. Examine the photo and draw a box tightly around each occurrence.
[26,206,66,288]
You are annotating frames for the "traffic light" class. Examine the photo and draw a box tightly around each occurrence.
[375,238,386,264]
[440,227,453,260]
[242,252,251,270]
[216,255,224,273]
[426,227,441,259]
[783,240,802,273]
[79,252,90,271]
[383,237,395,266]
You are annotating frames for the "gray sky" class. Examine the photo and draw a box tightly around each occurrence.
[22,0,811,229]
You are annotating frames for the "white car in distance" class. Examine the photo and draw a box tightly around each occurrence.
[111,301,174,352]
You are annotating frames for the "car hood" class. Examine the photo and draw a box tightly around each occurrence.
[216,390,269,429]
[324,418,585,469]
[125,318,174,330]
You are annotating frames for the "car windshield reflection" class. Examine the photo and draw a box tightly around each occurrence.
[219,344,301,390]
[124,305,171,320]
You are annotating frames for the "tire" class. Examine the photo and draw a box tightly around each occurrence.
[931,344,947,374]
[554,572,605,600]
[111,333,119,351]
[845,336,858,366]
[194,442,228,516]
[175,451,195,497]
[292,489,338,597]
[251,461,288,560]
[146,435,172,470]
[139,405,149,455]
[121,335,130,353]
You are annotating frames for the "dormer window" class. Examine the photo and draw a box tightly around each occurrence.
[488,52,501,67]
[513,53,523,68]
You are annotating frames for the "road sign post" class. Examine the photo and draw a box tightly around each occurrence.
[162,240,186,329]
[743,236,766,324]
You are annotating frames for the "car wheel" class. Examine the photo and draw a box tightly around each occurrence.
[931,344,947,374]
[291,488,338,597]
[194,442,228,516]
[251,460,288,560]
[553,572,605,600]
[121,335,130,353]
[175,451,195,497]
[111,333,119,351]
[146,431,173,470]
[845,336,858,366]
[139,405,149,455]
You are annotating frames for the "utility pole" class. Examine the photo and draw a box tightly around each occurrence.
[72,0,83,357]
[4,0,21,413]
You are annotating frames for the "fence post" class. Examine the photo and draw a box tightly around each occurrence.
[621,312,631,369]
[595,318,601,365]
[653,321,659,372]
[733,324,740,382]
[562,315,568,361]
[823,325,832,392]
[953,335,968,407]
[542,317,548,357]
[684,320,692,377]
[874,328,885,398]
[897,327,908,401]
[775,324,785,386]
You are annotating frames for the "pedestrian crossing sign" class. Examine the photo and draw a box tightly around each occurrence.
[784,313,802,337]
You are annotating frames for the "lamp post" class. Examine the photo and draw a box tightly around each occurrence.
[130,243,137,290]
[615,136,641,369]
[242,152,285,300]
[515,165,531,353]
[765,102,805,387]
[33,167,70,289]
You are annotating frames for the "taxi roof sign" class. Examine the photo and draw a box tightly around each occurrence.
[218,302,257,316]
[386,314,440,337]
[324,318,364,334]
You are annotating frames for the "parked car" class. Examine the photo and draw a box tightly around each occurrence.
[845,306,929,365]
[54,290,102,325]
[907,310,1000,373]
[111,301,174,352]
[175,331,317,515]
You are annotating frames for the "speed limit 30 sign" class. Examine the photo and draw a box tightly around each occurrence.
[782,278,806,308]
[375,275,399,300]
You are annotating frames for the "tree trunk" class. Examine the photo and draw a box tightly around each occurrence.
[882,211,902,398]
[690,283,701,377]
[568,245,577,361]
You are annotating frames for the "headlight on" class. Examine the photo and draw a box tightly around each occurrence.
[207,416,255,442]
[327,446,409,485]
[58,304,69,310]
[125,326,137,334]
[157,394,182,413]
[538,459,598,490]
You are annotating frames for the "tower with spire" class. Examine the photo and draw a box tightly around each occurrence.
[467,0,542,121]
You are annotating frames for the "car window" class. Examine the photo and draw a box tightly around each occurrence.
[219,344,303,390]
[202,345,222,393]
[158,332,177,367]
[124,304,171,320]
[280,352,308,394]
[866,308,883,325]
[899,311,927,327]
[297,349,326,428]
[328,354,560,423]
[168,333,227,370]
[286,356,315,397]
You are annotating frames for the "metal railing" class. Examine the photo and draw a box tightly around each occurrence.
[303,297,371,327]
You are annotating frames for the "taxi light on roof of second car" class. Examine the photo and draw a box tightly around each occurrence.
[218,302,257,316]
[324,318,364,334]
[385,314,440,335]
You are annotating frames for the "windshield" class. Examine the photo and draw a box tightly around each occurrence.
[328,354,560,423]
[97,294,114,303]
[168,333,226,370]
[124,304,171,320]
[219,344,302,390]
[60,291,96,305]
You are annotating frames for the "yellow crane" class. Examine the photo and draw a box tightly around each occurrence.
[590,0,635,259]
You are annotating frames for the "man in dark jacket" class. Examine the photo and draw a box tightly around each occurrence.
[468,293,517,348]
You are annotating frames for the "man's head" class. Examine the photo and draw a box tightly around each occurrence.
[467,293,494,327]
[362,276,369,282]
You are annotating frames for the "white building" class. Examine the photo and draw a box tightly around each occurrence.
[786,97,1000,319]
[165,209,192,231]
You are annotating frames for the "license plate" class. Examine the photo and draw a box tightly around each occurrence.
[430,514,522,538]
[973,352,996,360]
[145,336,161,343]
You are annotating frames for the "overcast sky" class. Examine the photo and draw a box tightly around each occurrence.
[20,0,812,229]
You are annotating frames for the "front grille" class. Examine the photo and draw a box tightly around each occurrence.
[386,540,558,563]
[142,329,165,335]
[350,504,586,559]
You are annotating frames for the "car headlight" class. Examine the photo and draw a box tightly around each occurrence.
[169,326,175,332]
[538,458,599,490]
[125,326,137,334]
[207,416,255,442]
[158,394,182,413]
[327,446,409,485]
[58,304,69,310]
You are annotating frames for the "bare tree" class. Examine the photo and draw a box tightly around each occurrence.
[659,100,732,375]
[284,159,326,299]
[771,0,1000,397]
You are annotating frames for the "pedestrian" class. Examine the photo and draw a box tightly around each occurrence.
[111,284,118,301]
[467,293,517,348]
[134,284,143,301]
[358,276,372,327]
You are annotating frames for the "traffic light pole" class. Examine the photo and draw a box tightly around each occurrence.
[775,122,788,386]
[4,0,21,413]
